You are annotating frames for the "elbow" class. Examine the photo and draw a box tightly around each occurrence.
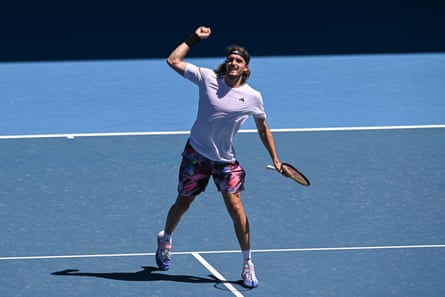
[257,127,267,139]
[166,54,181,68]
[166,56,174,67]
[166,54,186,75]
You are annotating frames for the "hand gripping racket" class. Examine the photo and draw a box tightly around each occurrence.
[267,162,310,186]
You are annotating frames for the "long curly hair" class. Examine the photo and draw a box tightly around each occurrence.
[215,45,251,85]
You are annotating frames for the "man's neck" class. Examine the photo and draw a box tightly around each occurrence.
[224,75,243,88]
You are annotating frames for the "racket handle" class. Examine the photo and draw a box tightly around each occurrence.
[266,165,276,170]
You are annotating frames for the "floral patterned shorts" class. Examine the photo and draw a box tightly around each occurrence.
[177,141,245,196]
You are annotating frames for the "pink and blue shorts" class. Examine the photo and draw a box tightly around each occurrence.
[177,141,245,197]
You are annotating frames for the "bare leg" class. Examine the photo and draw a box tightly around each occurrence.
[156,194,196,270]
[222,192,250,251]
[164,194,196,235]
[222,192,259,288]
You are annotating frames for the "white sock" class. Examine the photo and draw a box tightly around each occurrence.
[242,250,252,264]
[160,230,172,243]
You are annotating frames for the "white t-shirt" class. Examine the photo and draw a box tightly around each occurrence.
[184,63,266,162]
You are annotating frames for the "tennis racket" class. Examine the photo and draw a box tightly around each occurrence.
[266,162,310,186]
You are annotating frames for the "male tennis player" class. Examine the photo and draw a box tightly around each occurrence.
[155,25,282,288]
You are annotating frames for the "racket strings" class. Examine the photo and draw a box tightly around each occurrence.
[281,163,310,186]
[282,165,299,178]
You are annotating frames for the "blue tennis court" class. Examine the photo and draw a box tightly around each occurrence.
[1,53,444,296]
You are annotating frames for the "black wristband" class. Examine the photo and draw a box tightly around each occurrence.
[184,33,200,47]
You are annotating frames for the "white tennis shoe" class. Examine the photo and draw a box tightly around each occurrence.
[155,231,172,271]
[241,261,259,288]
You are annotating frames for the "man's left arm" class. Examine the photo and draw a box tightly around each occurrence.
[254,117,281,171]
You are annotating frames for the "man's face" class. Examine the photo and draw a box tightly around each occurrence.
[225,54,248,77]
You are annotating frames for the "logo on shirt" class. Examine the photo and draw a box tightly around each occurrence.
[238,97,245,102]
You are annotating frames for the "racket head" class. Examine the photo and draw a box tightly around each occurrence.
[281,162,310,186]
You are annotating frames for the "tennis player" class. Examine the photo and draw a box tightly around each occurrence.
[155,25,282,288]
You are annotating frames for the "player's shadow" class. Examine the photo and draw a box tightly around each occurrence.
[51,266,244,287]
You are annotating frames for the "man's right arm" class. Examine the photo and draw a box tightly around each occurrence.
[166,26,212,76]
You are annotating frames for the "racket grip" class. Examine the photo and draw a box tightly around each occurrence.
[266,165,276,170]
[267,164,288,177]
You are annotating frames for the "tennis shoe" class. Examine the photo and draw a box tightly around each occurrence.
[241,261,259,288]
[155,231,172,271]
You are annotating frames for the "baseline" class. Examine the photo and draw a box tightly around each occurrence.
[2,244,444,261]
[0,124,444,140]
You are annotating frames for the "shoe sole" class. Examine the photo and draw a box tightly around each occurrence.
[242,280,259,288]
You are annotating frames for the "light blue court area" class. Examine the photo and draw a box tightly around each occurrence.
[1,53,444,136]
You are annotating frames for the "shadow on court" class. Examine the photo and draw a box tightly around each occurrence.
[51,266,246,289]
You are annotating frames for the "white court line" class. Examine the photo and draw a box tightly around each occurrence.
[0,124,444,139]
[192,252,244,297]
[1,244,445,261]
[0,131,191,140]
